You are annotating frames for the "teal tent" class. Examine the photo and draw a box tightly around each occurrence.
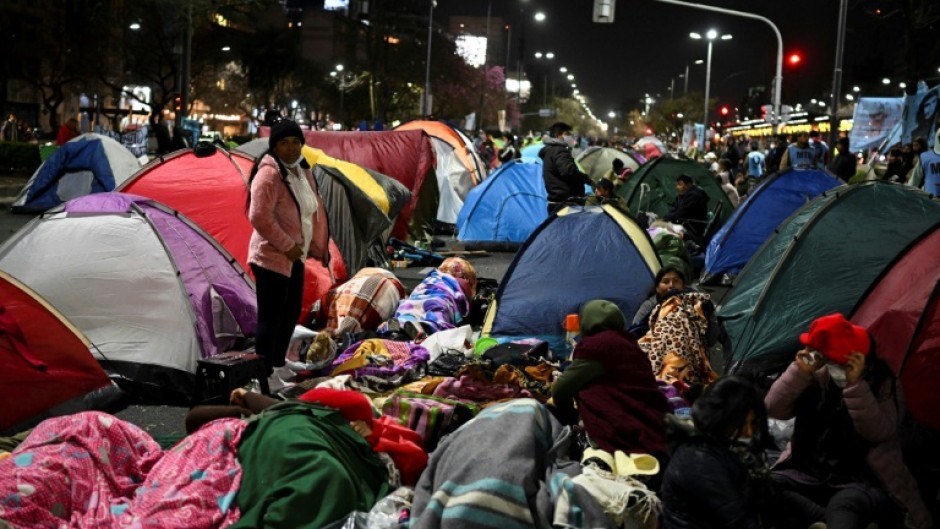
[718,181,940,376]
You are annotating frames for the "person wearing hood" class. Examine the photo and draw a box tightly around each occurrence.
[661,375,771,529]
[539,122,593,215]
[763,313,932,529]
[247,119,330,392]
[551,299,669,460]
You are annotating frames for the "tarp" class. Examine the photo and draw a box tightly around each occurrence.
[0,193,258,400]
[575,146,641,181]
[718,182,940,376]
[119,145,347,323]
[456,160,547,248]
[300,129,438,243]
[0,269,114,433]
[617,157,733,233]
[12,133,140,213]
[483,204,660,356]
[703,168,843,281]
[851,226,940,431]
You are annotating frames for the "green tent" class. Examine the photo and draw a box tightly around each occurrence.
[575,146,641,181]
[718,181,940,376]
[617,157,733,236]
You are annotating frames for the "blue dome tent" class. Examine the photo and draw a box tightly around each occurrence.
[456,160,546,250]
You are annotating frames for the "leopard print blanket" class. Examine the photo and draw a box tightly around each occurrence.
[638,290,718,385]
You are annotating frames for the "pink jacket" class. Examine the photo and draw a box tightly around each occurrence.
[248,155,330,277]
[766,362,932,529]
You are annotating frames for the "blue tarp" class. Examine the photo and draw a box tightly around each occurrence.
[487,205,659,357]
[457,160,547,244]
[703,168,843,281]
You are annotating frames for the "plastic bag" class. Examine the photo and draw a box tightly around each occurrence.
[322,487,414,529]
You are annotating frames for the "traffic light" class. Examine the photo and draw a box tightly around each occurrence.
[174,94,182,111]
[788,52,802,67]
[720,105,730,117]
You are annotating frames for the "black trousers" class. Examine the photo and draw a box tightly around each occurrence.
[765,472,898,529]
[251,261,304,374]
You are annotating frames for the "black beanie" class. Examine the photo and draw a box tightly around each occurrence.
[268,120,305,151]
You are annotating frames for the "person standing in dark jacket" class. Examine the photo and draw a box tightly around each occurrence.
[661,376,770,529]
[664,174,709,242]
[827,137,857,183]
[539,122,593,215]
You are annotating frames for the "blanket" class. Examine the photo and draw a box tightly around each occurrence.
[383,270,470,335]
[231,401,390,529]
[0,411,245,529]
[410,399,613,529]
[327,268,405,335]
[330,339,430,391]
[638,291,717,386]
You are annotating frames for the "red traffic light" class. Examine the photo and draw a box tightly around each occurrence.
[720,105,730,116]
[788,52,802,66]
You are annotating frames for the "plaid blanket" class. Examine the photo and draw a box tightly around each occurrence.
[327,268,405,335]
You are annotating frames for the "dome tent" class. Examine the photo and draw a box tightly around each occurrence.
[0,193,257,401]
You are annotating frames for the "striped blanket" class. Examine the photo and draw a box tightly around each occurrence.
[383,269,470,335]
[410,399,613,529]
[0,412,245,528]
[326,268,405,335]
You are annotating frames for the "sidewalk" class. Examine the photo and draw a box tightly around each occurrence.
[0,172,29,210]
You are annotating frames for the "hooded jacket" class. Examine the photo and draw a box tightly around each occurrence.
[538,135,593,203]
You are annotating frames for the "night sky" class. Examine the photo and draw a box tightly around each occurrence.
[435,0,905,117]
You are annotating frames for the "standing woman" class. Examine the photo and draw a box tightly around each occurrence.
[248,120,330,390]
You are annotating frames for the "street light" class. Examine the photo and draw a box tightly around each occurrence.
[423,0,435,116]
[334,64,351,128]
[691,29,732,140]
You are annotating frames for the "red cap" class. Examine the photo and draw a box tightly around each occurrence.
[799,313,870,365]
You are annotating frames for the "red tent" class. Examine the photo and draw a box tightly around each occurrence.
[119,147,346,323]
[0,270,112,432]
[852,226,940,430]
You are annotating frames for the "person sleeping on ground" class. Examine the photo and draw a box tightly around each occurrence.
[379,257,477,340]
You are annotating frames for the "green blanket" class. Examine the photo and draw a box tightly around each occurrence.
[232,401,390,529]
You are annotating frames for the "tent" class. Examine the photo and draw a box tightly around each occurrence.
[456,160,547,249]
[0,269,117,434]
[702,168,843,282]
[119,145,347,322]
[395,120,483,196]
[297,129,438,243]
[520,140,544,162]
[718,182,940,376]
[302,147,411,275]
[12,133,140,213]
[851,226,940,431]
[617,157,733,235]
[482,204,660,356]
[576,146,641,181]
[0,193,258,400]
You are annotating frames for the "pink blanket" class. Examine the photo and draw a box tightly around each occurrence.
[0,412,245,528]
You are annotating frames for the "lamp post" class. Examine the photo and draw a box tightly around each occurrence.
[534,51,554,107]
[332,64,350,129]
[423,0,435,117]
[690,30,731,141]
